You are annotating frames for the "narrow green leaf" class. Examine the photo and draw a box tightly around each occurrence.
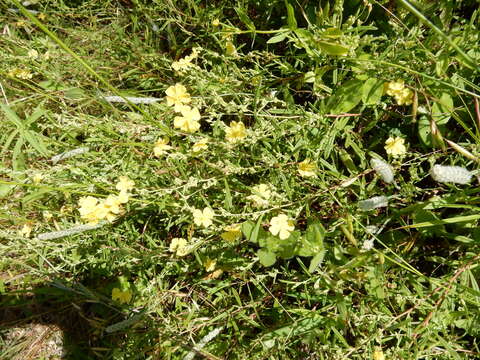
[316,41,349,56]
[235,7,255,31]
[308,251,325,273]
[401,214,480,229]
[285,0,297,30]
[223,178,232,210]
[267,31,290,44]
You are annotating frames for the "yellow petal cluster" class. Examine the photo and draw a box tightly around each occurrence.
[79,177,134,224]
[298,158,317,177]
[165,83,191,111]
[204,258,217,272]
[111,288,132,304]
[192,207,215,228]
[192,138,208,153]
[269,214,295,240]
[225,121,246,143]
[28,49,39,59]
[169,237,189,256]
[384,137,406,157]
[19,223,33,237]
[153,137,172,156]
[116,176,135,193]
[8,68,33,79]
[384,80,413,106]
[174,105,201,133]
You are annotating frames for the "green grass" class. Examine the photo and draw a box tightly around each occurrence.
[1,0,480,358]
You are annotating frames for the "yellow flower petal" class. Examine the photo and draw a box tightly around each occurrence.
[225,121,246,143]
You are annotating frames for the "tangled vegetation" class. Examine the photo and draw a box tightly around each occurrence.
[1,0,480,358]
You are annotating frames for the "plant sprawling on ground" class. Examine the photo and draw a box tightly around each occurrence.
[1,0,480,358]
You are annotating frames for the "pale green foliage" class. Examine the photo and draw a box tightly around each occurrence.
[1,0,480,359]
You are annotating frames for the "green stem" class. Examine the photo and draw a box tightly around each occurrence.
[397,0,477,70]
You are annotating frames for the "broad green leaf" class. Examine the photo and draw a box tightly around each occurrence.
[241,221,255,242]
[257,249,276,267]
[417,115,447,148]
[328,79,364,114]
[432,93,454,125]
[241,215,265,243]
[0,183,15,198]
[316,40,349,56]
[362,78,384,105]
[65,87,86,99]
[277,231,300,259]
[298,222,325,257]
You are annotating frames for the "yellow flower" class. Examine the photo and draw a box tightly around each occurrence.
[384,80,405,96]
[78,196,99,216]
[28,49,39,59]
[212,19,220,26]
[395,88,413,105]
[247,184,272,208]
[192,207,215,228]
[32,173,43,184]
[225,41,237,56]
[117,191,130,204]
[174,105,201,133]
[373,348,385,360]
[204,258,217,272]
[78,193,128,225]
[38,13,47,21]
[384,80,413,106]
[43,211,53,221]
[116,176,135,193]
[165,83,191,111]
[384,137,406,157]
[169,237,189,256]
[298,158,317,177]
[192,138,208,153]
[153,137,172,156]
[111,288,132,304]
[221,224,242,242]
[225,121,246,143]
[269,214,294,240]
[8,68,33,79]
[104,195,123,215]
[19,223,33,238]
